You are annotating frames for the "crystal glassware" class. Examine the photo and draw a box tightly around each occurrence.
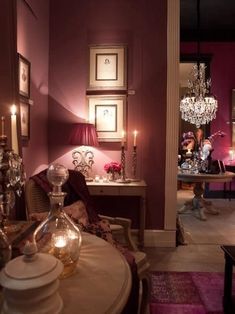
[0,226,12,270]
[33,164,82,278]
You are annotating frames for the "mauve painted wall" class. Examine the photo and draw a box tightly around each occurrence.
[181,42,235,190]
[48,0,167,229]
[17,0,49,178]
[0,0,17,144]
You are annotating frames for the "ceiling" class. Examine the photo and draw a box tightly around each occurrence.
[180,0,235,41]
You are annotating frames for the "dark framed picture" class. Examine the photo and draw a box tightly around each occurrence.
[20,100,30,140]
[88,95,126,142]
[88,45,127,90]
[18,53,31,98]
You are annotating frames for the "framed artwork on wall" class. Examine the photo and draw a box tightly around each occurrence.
[88,45,127,90]
[88,95,126,142]
[20,100,30,140]
[18,53,31,99]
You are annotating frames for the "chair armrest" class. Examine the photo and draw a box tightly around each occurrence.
[99,214,138,251]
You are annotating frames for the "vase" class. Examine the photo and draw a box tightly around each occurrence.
[108,171,119,181]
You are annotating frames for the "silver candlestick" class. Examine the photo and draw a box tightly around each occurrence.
[116,146,130,184]
[130,145,141,182]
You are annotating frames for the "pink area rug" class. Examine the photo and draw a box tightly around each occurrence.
[150,271,235,314]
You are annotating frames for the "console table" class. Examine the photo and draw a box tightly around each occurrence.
[178,171,235,220]
[86,180,147,247]
[224,165,235,200]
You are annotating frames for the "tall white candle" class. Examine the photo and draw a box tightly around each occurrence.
[229,149,234,160]
[11,104,19,154]
[1,116,5,136]
[133,130,138,146]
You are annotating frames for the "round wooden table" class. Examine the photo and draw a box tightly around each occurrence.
[178,171,235,220]
[59,232,132,314]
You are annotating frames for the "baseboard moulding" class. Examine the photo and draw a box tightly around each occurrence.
[132,229,176,248]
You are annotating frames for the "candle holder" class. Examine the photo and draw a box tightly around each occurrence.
[130,145,141,182]
[0,117,25,234]
[116,146,131,184]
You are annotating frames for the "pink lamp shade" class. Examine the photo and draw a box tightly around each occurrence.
[69,123,99,147]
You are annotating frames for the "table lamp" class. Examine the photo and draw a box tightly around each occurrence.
[69,123,99,181]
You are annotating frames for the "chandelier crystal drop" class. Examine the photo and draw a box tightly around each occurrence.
[180,64,218,128]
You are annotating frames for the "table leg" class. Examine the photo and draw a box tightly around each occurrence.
[223,253,233,313]
[178,182,219,220]
[139,196,146,248]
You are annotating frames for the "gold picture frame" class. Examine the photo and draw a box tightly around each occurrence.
[88,45,127,90]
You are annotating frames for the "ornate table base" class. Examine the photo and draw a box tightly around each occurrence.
[178,171,235,221]
[178,182,219,221]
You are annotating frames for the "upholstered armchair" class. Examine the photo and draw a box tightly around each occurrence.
[24,177,150,314]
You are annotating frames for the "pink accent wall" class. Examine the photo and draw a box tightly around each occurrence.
[17,0,49,178]
[0,0,17,144]
[181,42,235,190]
[49,0,167,229]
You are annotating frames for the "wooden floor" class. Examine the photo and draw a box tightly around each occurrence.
[145,189,235,273]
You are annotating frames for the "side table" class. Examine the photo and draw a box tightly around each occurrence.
[221,245,235,313]
[224,165,235,200]
[86,180,147,247]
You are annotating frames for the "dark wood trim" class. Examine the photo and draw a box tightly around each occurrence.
[181,30,235,42]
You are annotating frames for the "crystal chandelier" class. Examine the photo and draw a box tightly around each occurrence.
[180,0,218,128]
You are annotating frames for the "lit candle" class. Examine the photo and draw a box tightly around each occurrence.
[229,148,234,161]
[121,130,125,147]
[133,130,138,147]
[54,235,67,248]
[1,116,5,136]
[11,104,19,154]
[185,148,192,158]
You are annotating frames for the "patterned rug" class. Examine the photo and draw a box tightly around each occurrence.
[150,271,235,314]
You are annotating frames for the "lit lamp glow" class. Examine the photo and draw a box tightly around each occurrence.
[10,105,19,154]
[69,123,99,181]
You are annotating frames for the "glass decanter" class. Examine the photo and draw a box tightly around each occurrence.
[33,164,82,278]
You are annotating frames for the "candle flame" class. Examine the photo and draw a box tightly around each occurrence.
[54,234,67,248]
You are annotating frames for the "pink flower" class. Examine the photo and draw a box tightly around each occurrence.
[104,161,121,174]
